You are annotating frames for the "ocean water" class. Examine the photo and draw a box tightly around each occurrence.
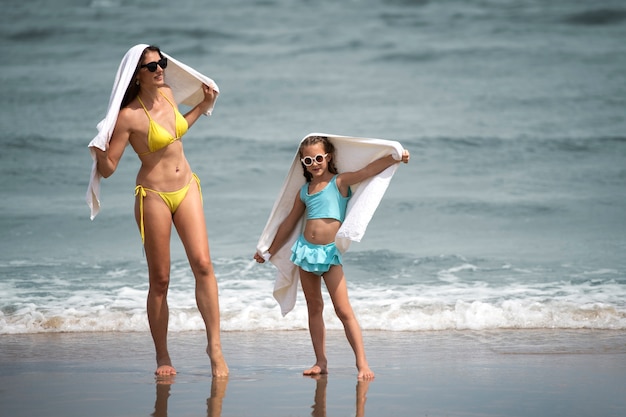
[1,0,625,334]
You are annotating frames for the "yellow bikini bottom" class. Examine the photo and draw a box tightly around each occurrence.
[134,173,202,244]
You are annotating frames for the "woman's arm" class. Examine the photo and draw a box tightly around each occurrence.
[94,110,133,178]
[254,193,306,263]
[181,84,218,128]
[336,150,410,192]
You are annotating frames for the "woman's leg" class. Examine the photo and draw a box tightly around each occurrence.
[136,191,175,376]
[299,269,328,375]
[323,265,374,380]
[173,180,228,377]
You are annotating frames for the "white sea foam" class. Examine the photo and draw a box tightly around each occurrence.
[1,258,625,334]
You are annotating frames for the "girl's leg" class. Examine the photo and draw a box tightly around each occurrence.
[173,180,228,377]
[323,265,374,380]
[299,269,328,375]
[136,192,175,376]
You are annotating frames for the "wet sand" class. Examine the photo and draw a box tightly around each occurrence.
[1,329,625,417]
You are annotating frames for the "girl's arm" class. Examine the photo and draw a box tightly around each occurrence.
[336,150,410,192]
[254,193,306,263]
[94,110,133,178]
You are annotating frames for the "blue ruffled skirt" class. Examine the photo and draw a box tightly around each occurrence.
[290,235,343,276]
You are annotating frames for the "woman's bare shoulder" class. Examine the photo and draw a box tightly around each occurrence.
[113,103,145,139]
[118,101,143,121]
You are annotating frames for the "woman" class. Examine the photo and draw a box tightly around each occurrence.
[94,45,228,377]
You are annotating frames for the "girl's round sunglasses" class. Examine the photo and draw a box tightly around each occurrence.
[300,153,328,167]
[141,57,168,72]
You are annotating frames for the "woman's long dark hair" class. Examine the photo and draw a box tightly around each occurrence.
[298,135,338,182]
[119,45,163,109]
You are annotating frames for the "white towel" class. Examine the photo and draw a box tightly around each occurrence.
[256,133,405,316]
[86,44,220,220]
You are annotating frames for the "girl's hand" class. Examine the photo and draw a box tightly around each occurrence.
[253,251,270,263]
[400,149,410,164]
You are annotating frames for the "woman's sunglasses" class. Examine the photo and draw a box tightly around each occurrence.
[300,153,328,167]
[141,57,168,72]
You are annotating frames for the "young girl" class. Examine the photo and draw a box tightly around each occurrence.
[254,135,410,379]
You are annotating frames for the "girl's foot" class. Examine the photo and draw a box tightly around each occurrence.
[357,365,374,380]
[155,364,177,377]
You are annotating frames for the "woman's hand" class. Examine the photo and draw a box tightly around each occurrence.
[202,84,218,106]
[183,84,219,127]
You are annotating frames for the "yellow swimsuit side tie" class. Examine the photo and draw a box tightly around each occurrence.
[134,173,202,244]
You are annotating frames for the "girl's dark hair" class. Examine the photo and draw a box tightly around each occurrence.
[120,45,163,109]
[298,135,338,182]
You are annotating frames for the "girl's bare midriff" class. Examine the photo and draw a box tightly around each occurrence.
[303,218,342,245]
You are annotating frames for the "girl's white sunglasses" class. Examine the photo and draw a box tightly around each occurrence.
[300,153,328,167]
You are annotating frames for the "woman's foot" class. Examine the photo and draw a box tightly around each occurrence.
[303,363,328,376]
[207,345,229,377]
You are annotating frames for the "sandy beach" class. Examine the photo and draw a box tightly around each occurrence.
[2,1,626,416]
[1,329,624,417]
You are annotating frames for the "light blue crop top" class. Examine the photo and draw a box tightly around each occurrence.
[300,175,351,222]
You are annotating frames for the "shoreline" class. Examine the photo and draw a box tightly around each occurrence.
[1,329,625,417]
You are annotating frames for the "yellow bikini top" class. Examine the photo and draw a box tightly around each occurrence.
[137,91,188,155]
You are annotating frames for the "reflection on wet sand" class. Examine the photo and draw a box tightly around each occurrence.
[150,373,368,416]
[151,377,174,417]
[207,377,229,417]
[308,375,370,417]
[151,376,229,417]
